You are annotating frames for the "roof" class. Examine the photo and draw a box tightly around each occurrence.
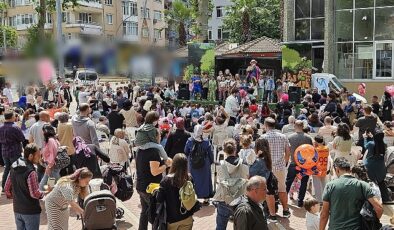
[173,46,189,58]
[222,36,281,55]
[172,42,238,58]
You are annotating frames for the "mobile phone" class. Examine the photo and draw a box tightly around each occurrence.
[47,177,56,187]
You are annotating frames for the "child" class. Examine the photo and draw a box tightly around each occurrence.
[312,135,331,203]
[238,134,256,166]
[135,112,169,160]
[304,198,320,230]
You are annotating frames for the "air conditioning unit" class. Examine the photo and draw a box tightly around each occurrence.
[153,19,157,24]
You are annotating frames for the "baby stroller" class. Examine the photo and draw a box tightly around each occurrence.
[101,164,134,203]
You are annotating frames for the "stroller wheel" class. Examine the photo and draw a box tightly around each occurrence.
[116,207,125,219]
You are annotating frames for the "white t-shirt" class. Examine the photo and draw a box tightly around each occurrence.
[109,138,130,165]
[3,88,13,104]
[78,92,90,104]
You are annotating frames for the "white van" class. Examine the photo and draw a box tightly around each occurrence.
[73,69,99,89]
[311,73,367,103]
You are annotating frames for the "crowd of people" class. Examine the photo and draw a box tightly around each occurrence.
[0,74,394,230]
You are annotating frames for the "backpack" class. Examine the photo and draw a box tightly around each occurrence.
[218,162,248,204]
[360,200,382,230]
[179,181,197,214]
[54,147,70,170]
[190,141,206,169]
[114,173,134,201]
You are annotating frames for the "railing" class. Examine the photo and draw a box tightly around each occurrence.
[77,0,103,8]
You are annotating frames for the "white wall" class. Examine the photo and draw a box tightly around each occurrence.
[207,0,232,41]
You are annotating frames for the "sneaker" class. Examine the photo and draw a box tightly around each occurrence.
[283,209,291,218]
[267,215,278,223]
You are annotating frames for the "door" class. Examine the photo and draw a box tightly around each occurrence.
[375,41,393,79]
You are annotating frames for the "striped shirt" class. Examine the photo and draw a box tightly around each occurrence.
[261,130,290,171]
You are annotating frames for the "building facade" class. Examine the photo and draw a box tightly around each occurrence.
[5,0,165,47]
[284,0,394,96]
[207,0,231,41]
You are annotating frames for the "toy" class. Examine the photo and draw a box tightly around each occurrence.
[294,144,319,177]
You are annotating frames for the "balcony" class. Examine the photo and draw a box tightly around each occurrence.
[77,0,102,8]
[65,21,103,35]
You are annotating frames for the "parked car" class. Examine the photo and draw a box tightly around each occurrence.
[73,69,100,89]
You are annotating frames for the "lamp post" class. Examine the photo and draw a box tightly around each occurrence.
[56,0,64,78]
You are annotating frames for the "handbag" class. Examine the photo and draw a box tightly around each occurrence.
[54,146,70,170]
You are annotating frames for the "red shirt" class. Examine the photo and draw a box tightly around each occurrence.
[249,104,258,113]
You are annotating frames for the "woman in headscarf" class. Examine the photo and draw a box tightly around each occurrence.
[184,124,214,205]
[73,136,110,178]
[165,117,191,159]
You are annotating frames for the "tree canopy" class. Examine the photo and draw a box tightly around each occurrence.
[223,0,281,43]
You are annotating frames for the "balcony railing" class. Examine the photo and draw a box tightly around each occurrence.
[65,21,102,35]
[77,0,103,8]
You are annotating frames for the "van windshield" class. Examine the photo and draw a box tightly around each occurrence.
[78,72,97,81]
[331,77,345,89]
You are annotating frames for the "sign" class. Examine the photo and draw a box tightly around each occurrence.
[313,76,329,93]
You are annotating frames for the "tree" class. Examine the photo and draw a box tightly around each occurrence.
[0,26,17,48]
[200,49,215,75]
[164,0,192,46]
[223,0,281,43]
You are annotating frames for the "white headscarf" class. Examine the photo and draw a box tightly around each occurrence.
[193,124,204,142]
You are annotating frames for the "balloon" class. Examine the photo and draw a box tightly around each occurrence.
[385,85,394,97]
[294,144,319,177]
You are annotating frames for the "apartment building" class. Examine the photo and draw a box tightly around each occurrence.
[208,0,231,42]
[5,0,165,47]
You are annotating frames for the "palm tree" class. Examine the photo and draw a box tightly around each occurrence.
[165,0,192,46]
[237,0,256,43]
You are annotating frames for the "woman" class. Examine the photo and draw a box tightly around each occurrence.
[213,139,248,230]
[73,136,110,178]
[21,108,36,145]
[57,112,75,176]
[45,168,93,230]
[165,118,191,159]
[332,123,355,165]
[249,138,280,221]
[157,153,198,230]
[308,113,323,133]
[381,91,393,122]
[211,106,230,148]
[26,86,36,111]
[39,124,61,190]
[363,130,391,202]
[109,129,131,169]
[184,125,214,205]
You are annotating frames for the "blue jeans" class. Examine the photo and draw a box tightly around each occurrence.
[216,202,233,230]
[14,213,40,230]
[2,154,20,190]
[39,168,61,191]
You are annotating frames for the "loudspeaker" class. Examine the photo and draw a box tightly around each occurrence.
[178,88,190,100]
[179,83,189,90]
[288,86,302,104]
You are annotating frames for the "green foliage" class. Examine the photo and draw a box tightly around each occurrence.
[223,0,280,43]
[24,25,56,58]
[184,64,196,81]
[200,49,215,74]
[0,26,17,47]
[164,0,192,46]
[282,45,312,73]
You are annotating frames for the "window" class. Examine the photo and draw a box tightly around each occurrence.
[354,43,373,79]
[294,0,324,41]
[131,2,138,16]
[311,0,324,17]
[335,0,353,10]
[354,9,373,41]
[376,0,394,6]
[62,12,70,23]
[218,28,222,40]
[375,8,394,40]
[355,0,373,8]
[295,0,310,19]
[335,43,353,79]
[79,13,92,23]
[335,10,353,42]
[122,1,129,15]
[311,18,324,40]
[46,12,52,24]
[142,28,149,37]
[67,33,72,40]
[216,6,224,18]
[105,0,112,5]
[295,20,310,40]
[154,11,162,21]
[222,31,229,40]
[106,14,113,24]
[21,14,33,24]
[123,22,138,36]
[154,29,161,39]
[122,1,138,16]
[141,7,150,19]
[208,30,212,40]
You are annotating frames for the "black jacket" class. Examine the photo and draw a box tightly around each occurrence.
[164,130,191,159]
[9,158,42,215]
[74,144,110,178]
[233,195,268,230]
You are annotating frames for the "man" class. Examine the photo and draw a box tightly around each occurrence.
[260,118,291,221]
[285,120,313,207]
[225,88,240,125]
[3,82,13,105]
[136,132,171,230]
[264,76,275,103]
[319,157,383,230]
[282,115,296,135]
[78,86,91,105]
[0,111,26,192]
[312,88,321,104]
[201,72,209,100]
[5,144,45,230]
[72,103,99,146]
[29,111,50,150]
[107,102,125,136]
[59,82,73,108]
[355,105,378,151]
[318,116,337,142]
[233,176,268,230]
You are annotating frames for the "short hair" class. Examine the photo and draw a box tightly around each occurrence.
[288,116,296,124]
[333,157,351,171]
[223,138,237,155]
[314,135,324,144]
[111,102,118,110]
[4,111,14,120]
[57,112,69,123]
[304,198,319,212]
[295,120,304,129]
[324,116,332,125]
[246,176,266,192]
[145,111,160,124]
[231,88,238,95]
[114,128,124,138]
[24,143,39,159]
[99,116,107,122]
[79,103,90,113]
[264,118,276,129]
[363,105,372,114]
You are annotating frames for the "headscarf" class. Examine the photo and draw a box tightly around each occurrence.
[193,124,204,142]
[175,117,185,130]
[73,136,92,158]
[143,100,152,111]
